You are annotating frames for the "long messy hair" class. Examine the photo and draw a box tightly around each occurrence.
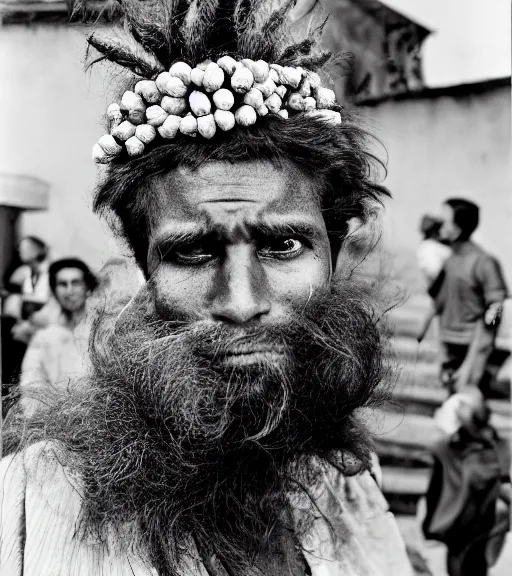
[74,0,389,268]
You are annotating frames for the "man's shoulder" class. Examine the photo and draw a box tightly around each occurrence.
[31,324,74,347]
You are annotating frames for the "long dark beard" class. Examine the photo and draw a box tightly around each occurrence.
[6,279,390,576]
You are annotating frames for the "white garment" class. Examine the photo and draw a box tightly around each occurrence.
[417,239,451,284]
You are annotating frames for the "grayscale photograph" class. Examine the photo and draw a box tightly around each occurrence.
[0,1,510,575]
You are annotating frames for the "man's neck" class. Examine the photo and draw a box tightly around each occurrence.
[62,307,86,330]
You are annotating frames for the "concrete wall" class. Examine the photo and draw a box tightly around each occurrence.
[360,84,512,294]
[0,23,123,272]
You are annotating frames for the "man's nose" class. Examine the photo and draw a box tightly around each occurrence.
[210,245,271,324]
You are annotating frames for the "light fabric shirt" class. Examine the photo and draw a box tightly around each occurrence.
[0,443,414,576]
[416,239,451,286]
[19,324,88,417]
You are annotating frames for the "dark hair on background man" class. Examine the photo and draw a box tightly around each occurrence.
[445,198,480,241]
[49,258,98,293]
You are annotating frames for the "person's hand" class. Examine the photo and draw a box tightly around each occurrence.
[452,363,472,392]
[485,302,503,328]
[11,320,36,344]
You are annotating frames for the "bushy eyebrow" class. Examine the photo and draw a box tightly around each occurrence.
[152,218,320,261]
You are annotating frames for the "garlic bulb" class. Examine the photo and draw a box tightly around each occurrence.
[217,55,237,75]
[197,60,212,71]
[135,124,156,144]
[197,114,217,139]
[264,93,282,114]
[299,78,311,98]
[214,109,235,131]
[98,134,122,156]
[112,120,136,141]
[307,71,322,89]
[169,62,192,85]
[191,68,205,87]
[257,105,269,116]
[315,87,336,109]
[203,63,224,93]
[304,96,317,111]
[278,109,289,119]
[165,76,188,98]
[212,88,234,111]
[135,80,161,104]
[145,105,169,127]
[125,136,145,156]
[189,91,211,117]
[243,88,264,109]
[160,96,187,115]
[253,77,276,99]
[92,143,110,164]
[306,110,341,124]
[241,59,269,84]
[275,85,287,99]
[279,67,302,88]
[121,91,144,111]
[231,67,254,93]
[179,114,198,136]
[269,68,280,84]
[107,103,123,132]
[235,105,257,126]
[156,72,171,93]
[158,115,181,139]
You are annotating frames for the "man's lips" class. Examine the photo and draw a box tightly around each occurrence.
[215,345,286,366]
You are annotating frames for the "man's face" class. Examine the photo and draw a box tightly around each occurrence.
[54,267,88,313]
[439,203,461,244]
[147,160,332,365]
[18,239,42,265]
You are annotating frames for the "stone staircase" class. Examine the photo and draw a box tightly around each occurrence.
[375,294,512,515]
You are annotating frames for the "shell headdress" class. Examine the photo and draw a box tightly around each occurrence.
[73,0,344,163]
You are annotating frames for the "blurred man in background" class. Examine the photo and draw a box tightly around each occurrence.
[18,258,97,417]
[434,198,508,395]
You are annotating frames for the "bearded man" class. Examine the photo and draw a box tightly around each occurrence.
[0,2,414,575]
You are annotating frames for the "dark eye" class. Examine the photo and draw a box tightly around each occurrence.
[258,238,305,260]
[170,243,215,265]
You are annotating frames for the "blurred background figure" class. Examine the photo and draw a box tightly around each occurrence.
[423,388,510,576]
[1,236,51,388]
[17,258,97,418]
[433,199,508,396]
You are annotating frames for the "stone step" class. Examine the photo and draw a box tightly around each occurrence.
[390,336,440,365]
[381,466,430,496]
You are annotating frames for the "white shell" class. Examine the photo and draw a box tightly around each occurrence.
[212,88,234,111]
[299,78,311,98]
[164,76,188,97]
[253,77,276,99]
[235,105,257,126]
[125,136,145,156]
[145,105,169,127]
[278,109,289,119]
[112,120,136,141]
[98,134,122,156]
[241,59,268,83]
[135,124,156,144]
[107,103,123,132]
[191,68,205,87]
[214,109,235,131]
[231,67,254,93]
[92,143,110,164]
[179,115,198,136]
[275,85,287,99]
[257,105,269,117]
[160,96,187,115]
[203,63,224,93]
[156,72,171,93]
[287,93,305,111]
[197,60,212,71]
[269,68,280,84]
[121,91,144,111]
[264,93,282,114]
[217,55,237,75]
[189,91,211,117]
[315,87,336,109]
[279,66,302,88]
[169,62,192,85]
[243,88,264,109]
[197,114,217,139]
[307,71,322,89]
[304,96,317,111]
[135,80,161,104]
[158,115,182,139]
